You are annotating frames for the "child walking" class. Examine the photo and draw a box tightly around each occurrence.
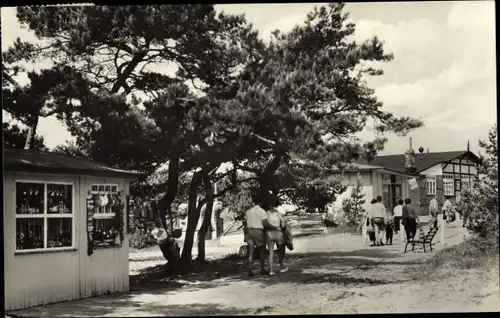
[385,205,394,245]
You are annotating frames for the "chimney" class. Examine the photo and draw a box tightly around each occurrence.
[427,148,430,153]
[405,137,417,174]
[467,140,470,152]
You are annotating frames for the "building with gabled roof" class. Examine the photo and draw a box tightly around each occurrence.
[356,139,480,215]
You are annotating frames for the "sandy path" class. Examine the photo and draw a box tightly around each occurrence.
[9,220,498,316]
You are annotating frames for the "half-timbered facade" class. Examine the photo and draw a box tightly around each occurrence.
[359,147,480,215]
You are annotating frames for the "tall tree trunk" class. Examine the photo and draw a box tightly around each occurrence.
[181,170,203,265]
[197,168,215,263]
[259,150,284,210]
[157,152,181,232]
[167,205,174,232]
[24,116,39,150]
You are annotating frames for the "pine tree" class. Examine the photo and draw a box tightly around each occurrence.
[6,3,425,266]
[457,124,498,243]
[342,176,366,225]
[3,122,47,151]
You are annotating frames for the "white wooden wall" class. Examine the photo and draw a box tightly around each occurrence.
[3,172,131,311]
[420,163,443,176]
[342,171,375,213]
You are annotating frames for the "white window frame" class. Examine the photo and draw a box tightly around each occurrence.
[90,183,120,219]
[425,175,436,195]
[15,180,75,253]
[90,184,122,247]
[461,175,471,191]
[443,173,454,196]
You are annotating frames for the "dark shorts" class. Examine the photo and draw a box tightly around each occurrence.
[266,230,284,245]
[394,217,402,232]
[368,231,376,242]
[372,217,385,231]
[247,228,265,247]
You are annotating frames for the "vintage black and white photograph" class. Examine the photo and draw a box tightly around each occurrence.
[2,1,498,316]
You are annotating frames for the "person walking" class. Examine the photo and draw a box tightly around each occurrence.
[369,196,386,246]
[393,199,404,235]
[244,191,280,277]
[385,205,394,245]
[362,199,377,245]
[429,195,439,229]
[443,196,455,224]
[402,198,417,241]
[265,195,288,276]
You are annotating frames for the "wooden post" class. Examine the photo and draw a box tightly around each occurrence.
[400,220,406,241]
[362,220,367,245]
[440,212,445,246]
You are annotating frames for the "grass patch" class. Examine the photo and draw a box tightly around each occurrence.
[326,223,360,235]
[428,234,499,270]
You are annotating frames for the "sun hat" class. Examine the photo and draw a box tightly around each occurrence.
[150,227,168,243]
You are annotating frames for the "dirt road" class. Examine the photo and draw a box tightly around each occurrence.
[9,221,499,316]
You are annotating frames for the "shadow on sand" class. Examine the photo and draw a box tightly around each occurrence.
[8,299,262,317]
[8,246,428,317]
[130,247,426,293]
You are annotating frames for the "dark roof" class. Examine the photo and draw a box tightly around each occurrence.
[356,151,479,174]
[4,148,144,179]
[331,162,420,177]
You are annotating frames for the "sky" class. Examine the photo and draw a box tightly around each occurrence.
[1,1,496,155]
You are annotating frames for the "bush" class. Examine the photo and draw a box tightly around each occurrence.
[342,177,365,225]
[430,234,499,270]
[129,228,156,249]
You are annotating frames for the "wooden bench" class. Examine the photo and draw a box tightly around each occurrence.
[404,226,439,253]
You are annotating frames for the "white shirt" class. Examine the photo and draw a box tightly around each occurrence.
[370,202,386,218]
[429,198,438,213]
[245,205,268,229]
[267,209,282,228]
[443,199,453,212]
[393,205,403,217]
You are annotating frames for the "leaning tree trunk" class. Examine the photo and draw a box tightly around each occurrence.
[181,171,203,265]
[24,116,39,150]
[157,152,181,232]
[197,169,215,263]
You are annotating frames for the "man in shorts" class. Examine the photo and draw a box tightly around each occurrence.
[244,191,280,277]
[370,196,386,246]
[429,195,439,229]
[402,198,417,240]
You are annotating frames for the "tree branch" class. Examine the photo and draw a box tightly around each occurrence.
[197,176,260,208]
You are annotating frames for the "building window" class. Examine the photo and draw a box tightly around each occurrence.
[15,181,74,251]
[90,184,122,247]
[425,176,436,195]
[443,174,454,196]
[461,175,471,191]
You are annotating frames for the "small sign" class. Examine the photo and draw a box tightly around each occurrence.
[408,178,418,190]
[86,195,95,233]
[86,194,95,256]
[127,196,135,234]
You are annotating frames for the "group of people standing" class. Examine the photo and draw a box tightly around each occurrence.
[362,196,419,246]
[243,192,292,277]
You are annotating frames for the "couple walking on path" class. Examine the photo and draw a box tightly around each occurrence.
[361,196,393,247]
[244,191,293,277]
